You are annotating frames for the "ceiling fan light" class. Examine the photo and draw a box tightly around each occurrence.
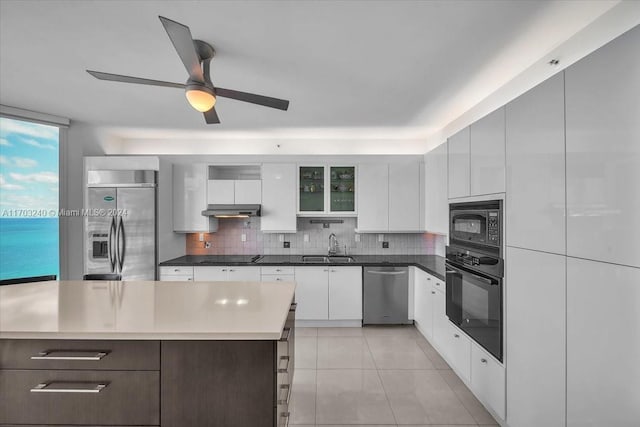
[185,86,216,112]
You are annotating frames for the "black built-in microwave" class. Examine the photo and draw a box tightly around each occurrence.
[449,200,502,256]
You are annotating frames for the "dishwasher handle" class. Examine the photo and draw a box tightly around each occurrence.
[366,270,407,276]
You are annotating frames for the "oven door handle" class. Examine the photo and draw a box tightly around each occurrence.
[445,262,497,286]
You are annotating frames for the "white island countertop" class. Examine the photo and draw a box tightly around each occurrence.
[0,280,295,340]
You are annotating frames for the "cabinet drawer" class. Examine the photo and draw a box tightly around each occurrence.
[159,266,194,276]
[471,343,505,420]
[0,369,159,425]
[160,274,193,282]
[0,340,160,370]
[261,266,295,275]
[262,274,295,283]
[430,276,444,293]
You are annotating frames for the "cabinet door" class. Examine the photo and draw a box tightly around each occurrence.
[506,246,565,427]
[356,163,389,231]
[431,287,449,358]
[448,323,471,383]
[328,267,362,320]
[506,72,565,254]
[207,180,235,204]
[329,166,355,213]
[565,26,640,268]
[172,163,211,232]
[470,107,505,195]
[298,166,325,212]
[235,180,262,204]
[424,142,448,235]
[471,343,505,420]
[228,267,261,282]
[448,127,470,198]
[261,164,297,233]
[389,162,422,231]
[294,267,329,320]
[193,266,228,281]
[567,258,640,427]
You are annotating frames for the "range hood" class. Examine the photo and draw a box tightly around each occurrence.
[201,204,261,218]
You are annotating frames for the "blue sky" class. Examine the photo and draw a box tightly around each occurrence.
[0,117,59,215]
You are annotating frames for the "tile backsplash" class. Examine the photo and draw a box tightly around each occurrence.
[186,217,446,257]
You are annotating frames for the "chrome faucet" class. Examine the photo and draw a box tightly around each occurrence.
[328,233,339,255]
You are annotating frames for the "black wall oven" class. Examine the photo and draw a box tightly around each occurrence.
[446,199,504,362]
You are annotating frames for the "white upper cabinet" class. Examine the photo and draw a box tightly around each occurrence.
[470,107,505,195]
[357,162,423,232]
[506,247,566,427]
[261,163,297,233]
[565,26,640,268]
[424,142,448,235]
[207,179,261,205]
[357,163,389,232]
[448,127,470,198]
[506,72,566,254]
[389,162,423,232]
[172,163,216,233]
[566,258,640,427]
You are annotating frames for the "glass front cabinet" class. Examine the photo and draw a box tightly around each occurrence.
[298,165,356,215]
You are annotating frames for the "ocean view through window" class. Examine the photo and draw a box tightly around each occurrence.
[0,117,60,281]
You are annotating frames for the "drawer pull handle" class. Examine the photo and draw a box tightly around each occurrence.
[431,291,436,294]
[427,277,431,280]
[280,327,291,342]
[289,302,297,311]
[278,356,290,373]
[31,350,109,361]
[276,278,282,281]
[277,383,291,404]
[280,411,290,427]
[31,381,108,393]
[174,268,179,272]
[454,334,460,338]
[276,269,282,272]
[481,358,488,364]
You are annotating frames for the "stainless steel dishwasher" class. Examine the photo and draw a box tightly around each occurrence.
[363,266,410,324]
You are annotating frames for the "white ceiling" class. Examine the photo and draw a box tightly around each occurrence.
[0,0,627,153]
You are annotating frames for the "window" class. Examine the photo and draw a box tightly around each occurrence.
[0,116,61,281]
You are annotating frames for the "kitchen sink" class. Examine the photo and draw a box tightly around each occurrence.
[302,256,329,263]
[327,256,356,263]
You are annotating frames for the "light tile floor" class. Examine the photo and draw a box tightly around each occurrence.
[290,325,499,427]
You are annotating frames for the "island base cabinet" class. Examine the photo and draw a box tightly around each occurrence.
[0,370,159,425]
[161,338,293,427]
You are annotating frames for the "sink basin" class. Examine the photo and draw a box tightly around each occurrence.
[327,256,356,263]
[302,256,329,263]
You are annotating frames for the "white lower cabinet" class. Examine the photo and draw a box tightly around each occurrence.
[470,343,505,420]
[566,258,640,427]
[294,266,362,321]
[446,323,471,383]
[328,267,362,320]
[431,285,449,358]
[159,266,194,281]
[413,267,434,340]
[506,247,566,427]
[294,267,329,320]
[193,266,261,282]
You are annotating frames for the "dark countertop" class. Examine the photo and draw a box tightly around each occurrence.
[160,254,445,280]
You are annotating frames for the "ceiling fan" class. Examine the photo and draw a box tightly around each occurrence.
[86,16,289,124]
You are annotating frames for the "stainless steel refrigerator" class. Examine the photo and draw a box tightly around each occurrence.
[84,170,157,280]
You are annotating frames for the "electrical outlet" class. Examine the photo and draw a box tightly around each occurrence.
[198,233,204,242]
[303,234,309,242]
[382,241,389,248]
[283,241,290,248]
[355,234,360,242]
[241,234,246,242]
[279,234,284,242]
[204,242,211,249]
[378,234,384,242]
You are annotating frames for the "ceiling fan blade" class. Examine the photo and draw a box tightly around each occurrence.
[203,107,220,124]
[215,87,289,111]
[159,16,204,82]
[87,70,185,88]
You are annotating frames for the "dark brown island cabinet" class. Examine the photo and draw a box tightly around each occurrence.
[0,303,296,427]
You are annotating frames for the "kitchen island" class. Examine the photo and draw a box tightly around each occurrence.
[0,280,296,427]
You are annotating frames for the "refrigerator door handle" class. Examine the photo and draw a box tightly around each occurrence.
[108,216,117,273]
[116,216,126,272]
